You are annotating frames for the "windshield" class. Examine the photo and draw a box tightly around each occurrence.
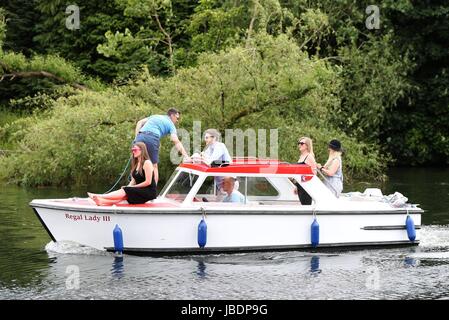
[162,171,199,203]
[159,170,179,197]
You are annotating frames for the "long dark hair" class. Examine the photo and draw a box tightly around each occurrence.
[130,142,151,175]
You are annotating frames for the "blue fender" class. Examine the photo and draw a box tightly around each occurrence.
[311,218,319,248]
[198,218,207,248]
[406,215,416,241]
[113,224,124,254]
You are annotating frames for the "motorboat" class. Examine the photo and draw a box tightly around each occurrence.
[30,158,422,254]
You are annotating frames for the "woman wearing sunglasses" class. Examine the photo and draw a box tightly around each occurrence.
[294,137,317,205]
[88,142,157,206]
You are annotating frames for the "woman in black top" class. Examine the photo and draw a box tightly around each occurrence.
[88,142,157,206]
[294,137,317,205]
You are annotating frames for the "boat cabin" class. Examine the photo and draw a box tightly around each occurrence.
[158,158,337,206]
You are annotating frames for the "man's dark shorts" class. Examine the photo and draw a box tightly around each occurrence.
[134,132,160,164]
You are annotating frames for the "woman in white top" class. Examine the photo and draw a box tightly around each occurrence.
[317,139,344,197]
[201,128,231,166]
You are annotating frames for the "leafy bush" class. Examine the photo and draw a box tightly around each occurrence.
[125,33,387,183]
[0,34,386,186]
[0,90,153,185]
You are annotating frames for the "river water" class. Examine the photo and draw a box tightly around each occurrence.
[1,167,448,300]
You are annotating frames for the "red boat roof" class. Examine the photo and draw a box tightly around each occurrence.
[179,158,313,175]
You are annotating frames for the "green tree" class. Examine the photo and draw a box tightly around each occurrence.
[1,0,40,55]
[334,33,411,141]
[187,0,247,54]
[1,34,387,186]
[0,89,152,186]
[0,8,5,50]
[97,0,197,76]
[33,0,144,80]
[381,1,449,164]
[0,4,104,113]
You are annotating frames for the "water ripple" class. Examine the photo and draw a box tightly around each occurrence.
[2,179,449,299]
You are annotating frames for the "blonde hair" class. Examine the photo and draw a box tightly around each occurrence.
[298,136,314,157]
[324,149,342,168]
[204,128,221,141]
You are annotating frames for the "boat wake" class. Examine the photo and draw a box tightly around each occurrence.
[408,251,449,259]
[403,225,449,261]
[418,225,449,249]
[45,241,108,256]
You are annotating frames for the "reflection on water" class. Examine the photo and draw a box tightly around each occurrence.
[111,256,125,279]
[404,257,419,268]
[0,168,448,299]
[1,233,449,299]
[310,256,321,274]
[196,260,207,279]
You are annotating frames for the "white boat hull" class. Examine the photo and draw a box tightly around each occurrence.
[32,199,421,254]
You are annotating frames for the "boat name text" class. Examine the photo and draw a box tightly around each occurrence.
[65,213,111,222]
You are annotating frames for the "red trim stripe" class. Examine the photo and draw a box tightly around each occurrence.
[179,162,313,175]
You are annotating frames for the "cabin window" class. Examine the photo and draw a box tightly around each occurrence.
[196,176,219,196]
[194,175,244,203]
[244,177,279,198]
[164,171,199,202]
[159,170,179,196]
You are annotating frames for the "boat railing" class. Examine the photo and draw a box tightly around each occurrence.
[316,167,339,196]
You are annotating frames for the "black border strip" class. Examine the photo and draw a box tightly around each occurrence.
[32,208,57,242]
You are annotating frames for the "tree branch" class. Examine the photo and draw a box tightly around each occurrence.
[225,84,315,127]
[225,96,290,127]
[152,14,174,74]
[0,60,13,73]
[246,1,259,45]
[89,119,135,129]
[0,70,88,90]
[298,28,322,51]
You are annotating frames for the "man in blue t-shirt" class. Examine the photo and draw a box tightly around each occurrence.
[134,108,190,183]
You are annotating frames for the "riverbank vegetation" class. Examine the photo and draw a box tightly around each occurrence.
[1,1,447,186]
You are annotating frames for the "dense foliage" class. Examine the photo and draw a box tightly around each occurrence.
[0,35,387,185]
[0,0,447,186]
[380,1,449,165]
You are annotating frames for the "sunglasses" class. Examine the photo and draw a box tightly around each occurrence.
[298,142,306,145]
[131,147,140,152]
